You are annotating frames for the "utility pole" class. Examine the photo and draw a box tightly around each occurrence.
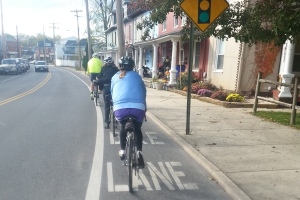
[0,0,6,59]
[16,26,19,57]
[49,23,58,65]
[85,0,92,60]
[116,0,125,60]
[43,25,46,61]
[71,10,82,69]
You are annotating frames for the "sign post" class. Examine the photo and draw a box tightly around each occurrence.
[180,0,229,135]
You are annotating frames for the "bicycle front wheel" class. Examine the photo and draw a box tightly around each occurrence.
[127,136,133,193]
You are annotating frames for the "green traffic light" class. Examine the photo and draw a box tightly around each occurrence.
[199,12,209,23]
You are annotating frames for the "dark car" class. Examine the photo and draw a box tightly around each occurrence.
[1,58,22,75]
[35,61,49,72]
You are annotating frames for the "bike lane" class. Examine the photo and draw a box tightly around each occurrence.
[98,101,231,200]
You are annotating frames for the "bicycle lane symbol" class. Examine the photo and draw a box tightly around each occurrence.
[107,131,199,192]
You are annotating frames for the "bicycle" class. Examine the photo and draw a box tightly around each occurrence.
[107,95,117,137]
[122,116,138,193]
[93,82,99,106]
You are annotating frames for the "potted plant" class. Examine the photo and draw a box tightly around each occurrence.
[151,77,157,88]
[155,79,164,90]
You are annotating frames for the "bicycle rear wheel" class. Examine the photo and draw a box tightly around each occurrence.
[94,86,98,106]
[127,135,133,193]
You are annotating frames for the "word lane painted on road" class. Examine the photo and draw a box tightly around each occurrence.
[107,162,199,192]
[110,131,164,145]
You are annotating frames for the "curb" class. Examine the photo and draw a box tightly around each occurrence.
[146,111,251,200]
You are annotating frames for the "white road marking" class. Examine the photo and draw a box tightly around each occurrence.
[61,69,104,200]
[166,162,185,190]
[148,162,175,190]
[107,163,114,192]
[145,132,164,144]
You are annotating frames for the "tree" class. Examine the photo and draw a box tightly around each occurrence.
[134,0,300,46]
[89,0,115,48]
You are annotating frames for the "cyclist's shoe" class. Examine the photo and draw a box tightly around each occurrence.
[104,123,110,129]
[119,150,125,161]
[98,90,102,94]
[90,93,94,100]
[137,151,145,169]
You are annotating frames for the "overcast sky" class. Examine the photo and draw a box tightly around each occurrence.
[1,0,89,39]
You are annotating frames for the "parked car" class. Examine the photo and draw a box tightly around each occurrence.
[35,61,49,72]
[1,58,22,75]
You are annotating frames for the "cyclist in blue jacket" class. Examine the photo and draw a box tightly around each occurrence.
[111,56,146,169]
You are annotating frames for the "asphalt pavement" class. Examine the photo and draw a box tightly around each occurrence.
[65,67,300,200]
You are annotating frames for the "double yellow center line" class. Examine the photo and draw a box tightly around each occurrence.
[0,72,51,106]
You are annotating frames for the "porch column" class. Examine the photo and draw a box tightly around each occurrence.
[169,38,178,85]
[279,40,295,98]
[134,48,138,70]
[152,43,158,78]
[138,47,143,77]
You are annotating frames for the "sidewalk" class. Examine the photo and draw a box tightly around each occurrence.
[146,87,300,200]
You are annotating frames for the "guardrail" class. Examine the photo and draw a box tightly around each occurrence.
[253,72,300,125]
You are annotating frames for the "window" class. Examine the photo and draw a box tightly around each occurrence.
[193,42,201,69]
[181,15,186,26]
[216,39,225,70]
[174,16,178,28]
[162,20,167,31]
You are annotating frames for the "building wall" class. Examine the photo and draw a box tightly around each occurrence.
[239,45,281,93]
[158,12,183,37]
[207,37,241,91]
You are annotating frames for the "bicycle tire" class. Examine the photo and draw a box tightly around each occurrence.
[127,135,133,193]
[94,86,98,106]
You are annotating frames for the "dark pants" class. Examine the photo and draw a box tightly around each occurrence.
[120,121,143,151]
[102,84,111,124]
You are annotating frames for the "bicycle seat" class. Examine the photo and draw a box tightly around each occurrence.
[122,116,137,132]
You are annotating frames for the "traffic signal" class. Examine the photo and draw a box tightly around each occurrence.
[198,0,211,24]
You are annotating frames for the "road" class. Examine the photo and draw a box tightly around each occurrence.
[0,66,231,200]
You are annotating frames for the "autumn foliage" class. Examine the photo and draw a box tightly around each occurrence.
[255,42,281,78]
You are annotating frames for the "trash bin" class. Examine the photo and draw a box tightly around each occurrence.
[176,65,186,77]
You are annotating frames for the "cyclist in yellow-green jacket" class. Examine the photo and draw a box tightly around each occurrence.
[87,53,103,100]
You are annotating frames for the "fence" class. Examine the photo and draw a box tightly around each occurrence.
[253,72,300,125]
[55,59,79,68]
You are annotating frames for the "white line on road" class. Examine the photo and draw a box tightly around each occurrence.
[61,69,104,200]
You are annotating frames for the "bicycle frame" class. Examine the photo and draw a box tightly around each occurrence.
[93,84,98,106]
[123,117,138,193]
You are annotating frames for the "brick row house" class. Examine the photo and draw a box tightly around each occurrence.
[99,0,299,102]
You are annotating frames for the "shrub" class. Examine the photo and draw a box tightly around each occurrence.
[226,93,245,102]
[210,90,227,101]
[197,89,213,97]
[191,83,202,94]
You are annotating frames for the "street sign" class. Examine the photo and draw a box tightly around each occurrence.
[180,0,229,32]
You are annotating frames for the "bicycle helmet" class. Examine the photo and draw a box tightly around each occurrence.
[118,56,135,71]
[92,53,100,58]
[104,56,114,64]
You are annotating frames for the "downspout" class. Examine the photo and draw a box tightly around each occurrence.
[235,42,245,93]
